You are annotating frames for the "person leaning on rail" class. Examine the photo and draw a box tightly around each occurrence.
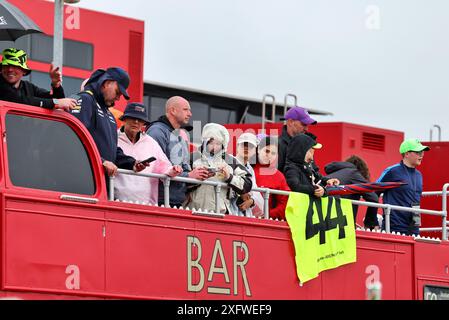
[70,67,149,181]
[284,134,339,197]
[0,47,77,111]
[376,139,430,236]
[147,96,210,208]
[186,123,253,214]
[113,102,182,204]
[231,132,264,217]
[253,135,291,220]
[79,71,124,128]
[324,155,380,230]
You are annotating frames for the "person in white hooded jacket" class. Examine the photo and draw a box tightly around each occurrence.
[114,103,182,204]
[187,123,253,214]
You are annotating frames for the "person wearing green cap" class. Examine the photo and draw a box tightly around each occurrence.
[0,47,77,110]
[376,138,430,235]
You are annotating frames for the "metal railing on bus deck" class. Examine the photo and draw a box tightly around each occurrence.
[261,94,276,133]
[110,171,449,241]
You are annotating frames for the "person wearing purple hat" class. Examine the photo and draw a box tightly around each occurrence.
[278,106,317,174]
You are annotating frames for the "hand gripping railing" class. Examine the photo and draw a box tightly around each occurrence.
[110,171,449,240]
[110,169,232,215]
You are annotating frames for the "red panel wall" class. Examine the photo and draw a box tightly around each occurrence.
[337,123,403,181]
[9,0,145,111]
[418,142,449,236]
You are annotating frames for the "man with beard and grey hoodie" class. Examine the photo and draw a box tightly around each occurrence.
[284,134,339,197]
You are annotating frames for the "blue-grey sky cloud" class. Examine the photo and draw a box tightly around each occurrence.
[78,0,449,141]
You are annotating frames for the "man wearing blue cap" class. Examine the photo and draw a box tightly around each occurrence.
[70,67,147,178]
[377,138,430,235]
[278,106,317,174]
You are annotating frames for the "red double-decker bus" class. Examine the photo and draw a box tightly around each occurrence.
[0,0,448,301]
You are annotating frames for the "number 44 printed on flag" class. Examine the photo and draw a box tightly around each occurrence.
[285,193,357,284]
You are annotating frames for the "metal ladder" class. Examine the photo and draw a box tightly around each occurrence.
[429,125,441,141]
[261,93,298,132]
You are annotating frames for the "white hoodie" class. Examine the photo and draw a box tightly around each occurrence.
[187,123,253,214]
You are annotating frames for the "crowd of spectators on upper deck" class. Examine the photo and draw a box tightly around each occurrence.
[0,47,431,236]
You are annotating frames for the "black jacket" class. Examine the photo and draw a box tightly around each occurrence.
[324,161,379,228]
[277,125,291,174]
[0,75,65,109]
[284,134,329,196]
[70,78,135,169]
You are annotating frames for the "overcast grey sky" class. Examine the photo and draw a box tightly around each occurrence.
[77,1,449,141]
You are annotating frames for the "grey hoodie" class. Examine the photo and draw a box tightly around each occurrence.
[147,115,191,205]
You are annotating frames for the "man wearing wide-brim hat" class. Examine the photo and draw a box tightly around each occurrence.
[377,138,431,236]
[0,47,77,110]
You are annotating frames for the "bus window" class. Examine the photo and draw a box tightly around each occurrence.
[5,113,96,195]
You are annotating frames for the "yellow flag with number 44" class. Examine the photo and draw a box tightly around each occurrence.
[285,192,356,284]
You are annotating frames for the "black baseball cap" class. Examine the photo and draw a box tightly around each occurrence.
[105,67,130,100]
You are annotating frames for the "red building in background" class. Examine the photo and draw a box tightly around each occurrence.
[3,0,144,111]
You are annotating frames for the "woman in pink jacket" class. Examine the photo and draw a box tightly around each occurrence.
[114,103,182,204]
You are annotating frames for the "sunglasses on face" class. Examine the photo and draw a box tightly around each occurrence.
[410,151,424,156]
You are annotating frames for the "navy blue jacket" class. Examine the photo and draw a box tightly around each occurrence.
[70,80,135,170]
[147,116,191,206]
[277,125,291,174]
[325,161,379,228]
[377,161,422,235]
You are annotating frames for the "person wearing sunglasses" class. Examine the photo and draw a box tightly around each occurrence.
[377,138,430,236]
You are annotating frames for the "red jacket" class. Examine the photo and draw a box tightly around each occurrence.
[254,164,290,220]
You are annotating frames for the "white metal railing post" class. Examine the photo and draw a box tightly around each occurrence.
[109,175,115,201]
[215,184,221,214]
[263,188,270,220]
[384,205,391,233]
[442,183,449,240]
[163,177,170,208]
